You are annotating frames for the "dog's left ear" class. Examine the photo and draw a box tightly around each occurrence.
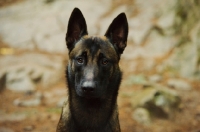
[105,13,128,54]
[66,8,88,51]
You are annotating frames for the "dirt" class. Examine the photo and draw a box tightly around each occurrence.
[0,1,200,132]
[0,54,200,132]
[0,0,23,7]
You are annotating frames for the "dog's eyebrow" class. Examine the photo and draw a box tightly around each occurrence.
[75,50,88,58]
[81,51,87,56]
[99,42,119,61]
[99,51,114,61]
[99,52,105,58]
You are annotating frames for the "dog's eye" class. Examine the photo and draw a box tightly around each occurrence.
[102,58,108,65]
[76,57,84,64]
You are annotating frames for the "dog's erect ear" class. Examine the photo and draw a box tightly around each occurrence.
[105,13,128,54]
[66,8,88,51]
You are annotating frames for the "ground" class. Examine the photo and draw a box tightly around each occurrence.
[0,0,200,132]
[0,50,200,132]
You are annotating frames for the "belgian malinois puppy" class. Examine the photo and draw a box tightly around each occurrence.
[57,8,128,132]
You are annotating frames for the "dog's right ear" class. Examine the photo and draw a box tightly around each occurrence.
[105,13,128,54]
[66,8,88,51]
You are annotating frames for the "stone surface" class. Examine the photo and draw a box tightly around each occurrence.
[0,0,111,53]
[148,74,162,83]
[167,79,192,91]
[131,84,181,118]
[23,126,34,131]
[156,11,176,35]
[13,91,43,107]
[159,0,200,79]
[13,97,41,107]
[143,30,177,57]
[124,74,148,86]
[128,0,158,45]
[0,127,14,132]
[164,42,198,78]
[0,0,199,80]
[155,0,177,34]
[132,107,151,125]
[0,53,64,91]
[0,112,26,122]
[6,70,36,92]
[34,30,66,53]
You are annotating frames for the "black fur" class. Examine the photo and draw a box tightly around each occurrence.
[57,8,128,132]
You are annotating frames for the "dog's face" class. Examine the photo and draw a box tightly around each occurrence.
[66,8,128,99]
[69,36,119,98]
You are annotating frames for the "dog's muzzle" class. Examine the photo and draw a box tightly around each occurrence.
[81,80,96,97]
[82,81,95,92]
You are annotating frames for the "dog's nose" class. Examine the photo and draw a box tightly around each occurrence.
[81,81,95,93]
[82,87,94,93]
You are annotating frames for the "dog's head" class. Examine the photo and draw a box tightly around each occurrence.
[66,8,128,99]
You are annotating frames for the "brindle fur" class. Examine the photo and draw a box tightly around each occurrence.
[57,8,128,132]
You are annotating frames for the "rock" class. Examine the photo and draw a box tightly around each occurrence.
[23,125,34,131]
[0,0,59,52]
[33,28,67,53]
[35,92,43,99]
[121,45,146,60]
[167,79,192,91]
[129,18,152,45]
[155,0,177,35]
[143,30,177,57]
[160,2,200,79]
[0,127,14,132]
[0,20,35,50]
[0,0,111,53]
[0,53,64,90]
[164,42,198,78]
[131,84,181,118]
[13,92,43,107]
[127,0,157,45]
[124,74,148,86]
[132,107,151,125]
[6,70,36,92]
[156,11,176,35]
[0,112,26,122]
[189,23,200,79]
[13,98,41,107]
[148,74,162,83]
[97,5,127,36]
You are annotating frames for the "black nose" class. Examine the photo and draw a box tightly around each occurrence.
[81,81,95,93]
[82,87,94,93]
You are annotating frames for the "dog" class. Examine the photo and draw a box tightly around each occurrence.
[57,7,128,132]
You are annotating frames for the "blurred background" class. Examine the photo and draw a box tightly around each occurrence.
[0,0,200,132]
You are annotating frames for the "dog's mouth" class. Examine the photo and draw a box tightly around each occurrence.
[82,94,96,99]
